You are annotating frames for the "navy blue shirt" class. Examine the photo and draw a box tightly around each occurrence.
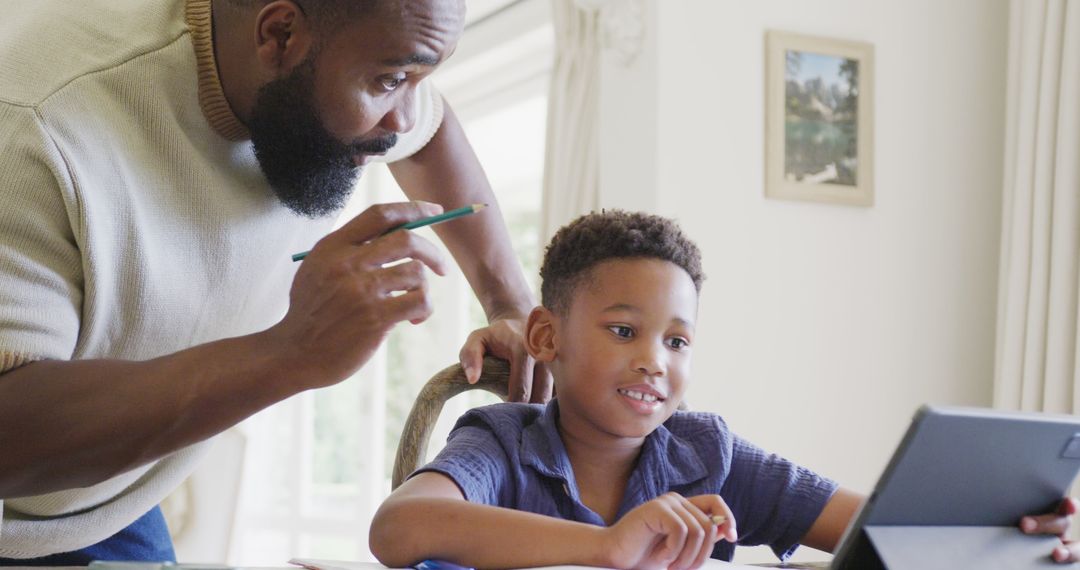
[418,400,837,562]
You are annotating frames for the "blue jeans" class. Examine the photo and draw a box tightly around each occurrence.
[0,505,176,566]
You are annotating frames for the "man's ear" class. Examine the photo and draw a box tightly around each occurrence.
[253,0,315,74]
[525,306,558,363]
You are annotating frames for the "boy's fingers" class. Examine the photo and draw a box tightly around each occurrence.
[1021,513,1071,537]
[1052,543,1079,563]
[1059,497,1079,516]
[661,525,688,568]
[688,494,738,543]
[653,502,688,567]
[667,502,707,570]
[677,499,718,570]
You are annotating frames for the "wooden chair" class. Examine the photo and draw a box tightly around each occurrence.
[391,356,510,490]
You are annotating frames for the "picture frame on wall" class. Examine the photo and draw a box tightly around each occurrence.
[765,31,875,206]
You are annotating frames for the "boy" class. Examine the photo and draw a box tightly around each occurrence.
[371,211,1077,568]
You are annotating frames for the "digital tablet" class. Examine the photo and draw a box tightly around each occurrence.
[830,405,1080,569]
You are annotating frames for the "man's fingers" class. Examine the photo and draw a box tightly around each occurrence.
[364,230,448,277]
[507,350,529,402]
[371,261,428,296]
[530,361,553,404]
[385,288,435,325]
[334,201,443,246]
[458,331,486,384]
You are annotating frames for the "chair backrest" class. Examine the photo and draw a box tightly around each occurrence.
[392,356,510,490]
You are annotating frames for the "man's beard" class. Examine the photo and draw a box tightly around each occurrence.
[247,58,398,218]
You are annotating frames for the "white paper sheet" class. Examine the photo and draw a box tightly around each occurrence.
[289,557,760,570]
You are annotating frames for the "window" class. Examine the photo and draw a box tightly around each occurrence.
[229,4,552,564]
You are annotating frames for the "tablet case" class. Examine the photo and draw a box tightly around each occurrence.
[830,405,1080,569]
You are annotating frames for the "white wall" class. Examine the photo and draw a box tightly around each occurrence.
[597,0,1009,561]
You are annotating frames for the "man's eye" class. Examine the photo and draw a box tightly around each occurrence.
[608,325,634,339]
[379,75,405,91]
[667,337,689,350]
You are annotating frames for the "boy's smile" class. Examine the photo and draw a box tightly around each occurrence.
[540,257,698,444]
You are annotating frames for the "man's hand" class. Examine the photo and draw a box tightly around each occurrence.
[459,314,552,403]
[1020,497,1078,563]
[269,202,449,388]
[601,493,736,570]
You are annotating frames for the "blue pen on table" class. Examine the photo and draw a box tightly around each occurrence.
[412,560,474,570]
[291,203,488,262]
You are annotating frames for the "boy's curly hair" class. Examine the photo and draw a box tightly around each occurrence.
[540,210,705,314]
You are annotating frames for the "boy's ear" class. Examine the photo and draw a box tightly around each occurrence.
[524,306,558,363]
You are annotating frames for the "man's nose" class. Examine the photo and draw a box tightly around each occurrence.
[379,89,416,133]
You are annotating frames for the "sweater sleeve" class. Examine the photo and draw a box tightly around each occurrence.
[0,101,83,374]
[376,79,445,164]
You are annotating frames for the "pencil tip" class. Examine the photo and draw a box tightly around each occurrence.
[474,203,489,210]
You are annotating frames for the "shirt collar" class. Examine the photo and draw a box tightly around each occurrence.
[185,0,252,141]
[520,400,710,490]
[520,399,576,482]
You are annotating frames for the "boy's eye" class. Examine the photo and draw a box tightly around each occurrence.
[666,337,689,350]
[379,74,406,92]
[607,325,634,339]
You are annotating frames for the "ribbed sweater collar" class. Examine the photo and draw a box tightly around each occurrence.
[185,0,251,141]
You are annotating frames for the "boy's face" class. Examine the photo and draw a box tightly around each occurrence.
[533,258,698,441]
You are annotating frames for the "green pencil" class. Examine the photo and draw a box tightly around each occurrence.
[291,203,488,262]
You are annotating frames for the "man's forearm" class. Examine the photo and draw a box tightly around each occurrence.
[0,202,452,498]
[370,497,609,570]
[0,331,298,498]
[390,102,535,321]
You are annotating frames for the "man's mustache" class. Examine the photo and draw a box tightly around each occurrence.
[350,134,398,155]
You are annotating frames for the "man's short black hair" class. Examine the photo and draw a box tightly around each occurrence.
[540,210,705,314]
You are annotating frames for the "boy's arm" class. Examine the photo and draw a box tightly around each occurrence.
[799,487,865,552]
[370,472,608,569]
[370,472,735,570]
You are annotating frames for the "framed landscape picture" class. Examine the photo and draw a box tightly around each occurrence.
[766,31,874,206]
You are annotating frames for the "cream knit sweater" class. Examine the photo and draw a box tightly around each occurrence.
[0,0,442,557]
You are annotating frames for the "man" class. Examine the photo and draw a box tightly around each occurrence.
[0,0,547,562]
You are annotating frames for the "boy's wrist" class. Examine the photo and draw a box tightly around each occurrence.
[584,525,620,568]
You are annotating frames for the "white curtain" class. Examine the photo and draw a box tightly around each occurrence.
[540,0,603,244]
[994,0,1080,414]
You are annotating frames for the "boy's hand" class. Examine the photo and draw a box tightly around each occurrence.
[1020,497,1079,563]
[602,493,737,570]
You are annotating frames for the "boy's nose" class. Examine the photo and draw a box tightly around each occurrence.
[631,347,665,377]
